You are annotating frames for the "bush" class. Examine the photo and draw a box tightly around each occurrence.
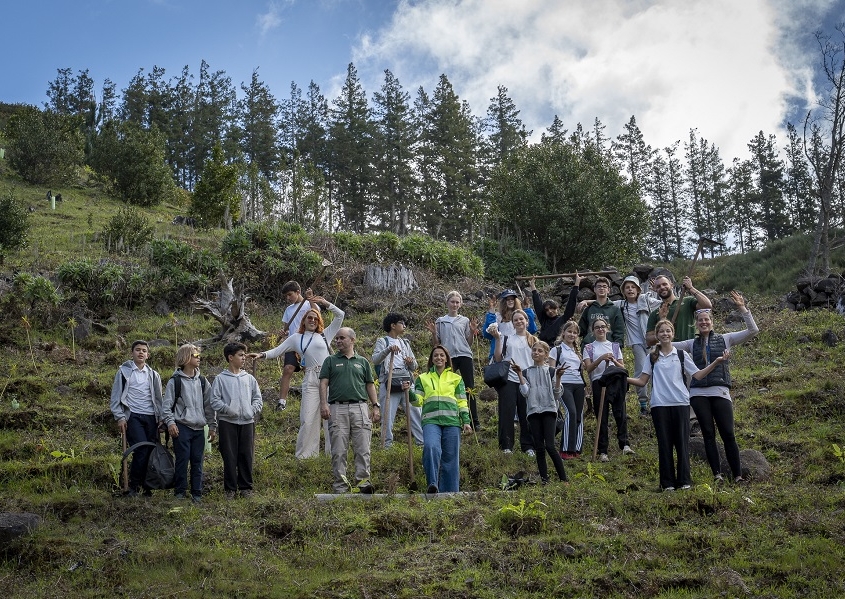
[0,188,31,264]
[5,106,84,185]
[146,239,222,302]
[220,222,322,300]
[57,259,142,312]
[102,206,154,254]
[474,238,548,285]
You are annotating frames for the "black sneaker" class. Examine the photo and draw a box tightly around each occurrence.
[427,484,438,494]
[357,480,375,494]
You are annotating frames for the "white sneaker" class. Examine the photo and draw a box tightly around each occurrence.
[622,445,635,455]
[526,449,536,457]
[663,486,675,492]
[599,453,609,462]
[503,449,513,454]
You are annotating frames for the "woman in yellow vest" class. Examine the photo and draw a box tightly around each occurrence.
[410,346,473,493]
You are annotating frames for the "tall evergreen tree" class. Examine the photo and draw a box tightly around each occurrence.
[189,61,236,188]
[327,63,375,232]
[783,123,815,234]
[483,85,529,165]
[748,131,789,241]
[613,115,653,189]
[727,158,759,253]
[120,68,148,126]
[99,78,118,127]
[234,69,280,221]
[541,115,567,145]
[372,69,416,234]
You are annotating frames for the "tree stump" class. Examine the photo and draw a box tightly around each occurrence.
[192,275,266,345]
[363,264,418,295]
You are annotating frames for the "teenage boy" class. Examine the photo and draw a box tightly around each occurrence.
[615,276,661,416]
[210,342,263,498]
[110,340,163,497]
[320,327,381,494]
[577,277,624,344]
[162,344,217,503]
[278,280,318,410]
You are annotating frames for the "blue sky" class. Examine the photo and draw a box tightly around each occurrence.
[2,0,844,162]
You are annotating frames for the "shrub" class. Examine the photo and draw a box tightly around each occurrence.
[0,188,31,264]
[474,238,548,285]
[220,222,321,300]
[102,206,154,254]
[5,106,84,185]
[57,259,141,311]
[146,239,221,302]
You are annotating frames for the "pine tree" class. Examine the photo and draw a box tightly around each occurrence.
[190,61,236,188]
[484,85,529,165]
[783,123,815,234]
[235,69,280,222]
[748,131,789,241]
[541,115,568,145]
[372,69,416,234]
[327,63,375,232]
[727,158,759,253]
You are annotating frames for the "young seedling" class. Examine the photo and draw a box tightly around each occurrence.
[575,461,606,482]
[21,316,38,373]
[68,317,77,362]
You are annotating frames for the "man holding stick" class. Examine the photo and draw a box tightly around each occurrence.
[645,275,712,346]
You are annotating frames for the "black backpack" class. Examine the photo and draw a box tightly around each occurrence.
[122,437,175,490]
[170,373,208,411]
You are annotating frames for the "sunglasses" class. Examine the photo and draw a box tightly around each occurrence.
[191,353,201,358]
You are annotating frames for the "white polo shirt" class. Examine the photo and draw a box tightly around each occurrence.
[642,348,699,407]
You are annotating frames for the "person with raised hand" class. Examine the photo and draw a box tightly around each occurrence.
[549,320,587,459]
[425,291,480,429]
[671,291,758,484]
[251,295,343,459]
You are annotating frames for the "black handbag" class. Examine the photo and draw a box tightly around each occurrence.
[483,336,510,387]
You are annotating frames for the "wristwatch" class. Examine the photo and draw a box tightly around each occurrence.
[371,402,381,409]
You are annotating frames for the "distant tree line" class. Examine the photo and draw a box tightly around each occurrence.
[3,31,845,272]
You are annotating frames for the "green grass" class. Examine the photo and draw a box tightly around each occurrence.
[2,168,845,596]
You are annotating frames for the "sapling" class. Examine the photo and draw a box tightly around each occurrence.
[21,316,38,372]
[67,317,77,361]
[575,461,606,482]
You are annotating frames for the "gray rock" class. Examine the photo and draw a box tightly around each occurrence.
[0,512,40,545]
[154,300,170,316]
[822,329,839,347]
[73,319,91,341]
[689,438,771,481]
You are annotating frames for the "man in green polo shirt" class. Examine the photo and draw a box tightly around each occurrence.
[319,327,381,493]
[645,275,713,345]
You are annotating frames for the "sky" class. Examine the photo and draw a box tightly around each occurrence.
[2,0,844,163]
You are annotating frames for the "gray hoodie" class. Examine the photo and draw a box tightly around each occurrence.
[161,369,217,432]
[209,369,263,425]
[109,360,163,423]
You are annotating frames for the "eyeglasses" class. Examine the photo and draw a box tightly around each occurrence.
[593,325,608,330]
[305,316,319,322]
[695,309,712,315]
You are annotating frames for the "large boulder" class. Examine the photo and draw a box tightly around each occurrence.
[689,438,771,481]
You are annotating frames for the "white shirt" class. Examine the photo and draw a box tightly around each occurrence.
[642,348,699,407]
[125,364,155,415]
[585,340,621,381]
[283,300,317,336]
[550,344,584,385]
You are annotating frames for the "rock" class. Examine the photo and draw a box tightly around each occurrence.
[478,387,498,403]
[92,322,109,334]
[796,335,811,344]
[822,330,839,347]
[154,300,170,317]
[632,264,653,280]
[147,339,171,348]
[73,319,92,341]
[689,440,772,481]
[814,277,839,294]
[0,512,40,545]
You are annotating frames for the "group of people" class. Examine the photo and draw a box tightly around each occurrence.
[110,273,758,497]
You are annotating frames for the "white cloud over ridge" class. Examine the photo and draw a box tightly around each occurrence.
[353,0,839,162]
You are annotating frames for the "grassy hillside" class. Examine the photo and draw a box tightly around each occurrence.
[0,168,844,597]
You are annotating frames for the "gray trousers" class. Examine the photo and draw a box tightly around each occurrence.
[329,402,373,493]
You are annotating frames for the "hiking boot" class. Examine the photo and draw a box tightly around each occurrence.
[357,480,375,494]
[124,488,139,498]
[622,445,635,455]
[427,484,438,494]
[525,449,536,458]
[599,453,609,462]
[276,399,287,410]
[240,490,254,498]
[639,407,650,417]
[225,490,237,500]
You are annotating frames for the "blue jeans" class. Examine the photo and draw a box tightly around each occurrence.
[173,422,205,497]
[126,413,159,491]
[422,424,461,492]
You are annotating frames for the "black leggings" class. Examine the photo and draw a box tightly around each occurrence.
[528,412,567,481]
[690,395,742,478]
[451,356,478,428]
[496,381,533,452]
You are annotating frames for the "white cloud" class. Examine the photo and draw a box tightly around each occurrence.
[353,0,839,162]
[256,1,292,37]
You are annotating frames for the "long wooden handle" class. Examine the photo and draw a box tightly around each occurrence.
[515,270,618,282]
[121,431,128,492]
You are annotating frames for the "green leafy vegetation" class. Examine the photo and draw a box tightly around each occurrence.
[0,188,31,264]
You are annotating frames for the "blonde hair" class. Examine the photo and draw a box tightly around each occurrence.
[532,340,550,354]
[175,344,199,369]
[556,320,581,355]
[446,290,462,303]
[512,309,538,347]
